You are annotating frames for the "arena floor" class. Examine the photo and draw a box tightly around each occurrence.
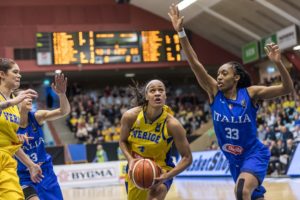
[62,177,300,200]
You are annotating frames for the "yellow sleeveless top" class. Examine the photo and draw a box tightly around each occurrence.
[128,105,175,171]
[0,94,22,155]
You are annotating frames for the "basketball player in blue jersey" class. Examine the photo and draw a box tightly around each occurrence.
[16,73,70,200]
[169,4,294,200]
[119,79,192,200]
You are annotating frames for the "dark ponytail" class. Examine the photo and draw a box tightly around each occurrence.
[228,61,252,88]
[130,80,148,107]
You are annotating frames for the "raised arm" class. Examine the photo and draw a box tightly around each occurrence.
[248,43,294,100]
[35,73,70,124]
[168,4,218,101]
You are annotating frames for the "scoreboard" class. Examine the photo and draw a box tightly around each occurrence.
[36,30,184,65]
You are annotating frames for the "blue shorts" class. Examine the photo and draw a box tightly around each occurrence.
[18,165,63,200]
[229,145,270,200]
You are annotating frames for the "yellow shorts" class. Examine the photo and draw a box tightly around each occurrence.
[0,151,24,200]
[126,177,148,200]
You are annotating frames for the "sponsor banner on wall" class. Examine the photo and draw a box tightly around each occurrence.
[53,161,120,188]
[177,150,230,177]
[260,34,277,58]
[119,161,128,180]
[37,52,52,65]
[277,25,297,50]
[242,41,259,64]
[287,144,300,176]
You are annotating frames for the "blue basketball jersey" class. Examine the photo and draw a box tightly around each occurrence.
[17,111,51,172]
[210,88,265,162]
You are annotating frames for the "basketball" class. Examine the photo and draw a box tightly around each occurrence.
[132,159,161,190]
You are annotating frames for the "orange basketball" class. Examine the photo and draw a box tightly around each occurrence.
[132,159,161,190]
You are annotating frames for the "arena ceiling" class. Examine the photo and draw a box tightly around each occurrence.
[130,0,300,57]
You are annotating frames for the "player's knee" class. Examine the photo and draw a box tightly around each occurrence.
[235,178,250,200]
[23,186,39,200]
[149,184,167,200]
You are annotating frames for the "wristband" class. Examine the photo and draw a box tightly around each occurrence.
[178,28,186,38]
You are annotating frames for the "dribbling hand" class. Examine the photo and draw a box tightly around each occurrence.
[128,158,140,180]
[29,163,44,183]
[150,169,169,189]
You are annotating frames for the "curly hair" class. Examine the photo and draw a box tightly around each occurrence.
[227,61,252,88]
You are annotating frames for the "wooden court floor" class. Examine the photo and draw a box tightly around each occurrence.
[62,178,300,200]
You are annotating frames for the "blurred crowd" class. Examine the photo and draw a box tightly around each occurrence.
[67,83,210,144]
[255,80,300,175]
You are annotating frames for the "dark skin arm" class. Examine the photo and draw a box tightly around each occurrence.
[153,115,192,186]
[248,43,294,100]
[168,4,218,103]
[119,107,142,178]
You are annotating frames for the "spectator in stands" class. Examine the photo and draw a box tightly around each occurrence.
[117,146,126,160]
[209,141,219,150]
[268,141,280,175]
[16,73,70,200]
[76,114,88,142]
[280,126,294,143]
[119,79,192,200]
[94,144,108,163]
[0,58,42,199]
[264,126,277,142]
[257,124,267,142]
[293,124,300,143]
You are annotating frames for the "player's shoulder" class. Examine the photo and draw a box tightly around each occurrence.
[166,114,181,128]
[122,106,142,123]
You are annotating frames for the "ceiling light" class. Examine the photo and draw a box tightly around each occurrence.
[55,69,62,74]
[293,45,300,51]
[177,0,197,11]
[125,73,135,78]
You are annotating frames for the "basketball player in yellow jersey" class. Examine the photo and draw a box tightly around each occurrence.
[120,80,192,200]
[0,58,43,200]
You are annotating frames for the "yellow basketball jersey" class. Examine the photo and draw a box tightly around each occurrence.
[128,105,175,171]
[0,94,22,155]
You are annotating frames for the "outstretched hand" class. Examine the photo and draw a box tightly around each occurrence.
[168,3,184,32]
[52,73,67,95]
[11,89,37,106]
[17,133,34,145]
[265,43,281,63]
[29,163,44,183]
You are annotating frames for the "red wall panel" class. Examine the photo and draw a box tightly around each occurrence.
[0,0,239,73]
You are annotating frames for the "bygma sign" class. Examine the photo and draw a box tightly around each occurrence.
[71,168,115,180]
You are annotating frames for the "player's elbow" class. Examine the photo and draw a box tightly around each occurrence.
[184,152,193,167]
[60,105,71,116]
[188,154,193,166]
[282,84,294,95]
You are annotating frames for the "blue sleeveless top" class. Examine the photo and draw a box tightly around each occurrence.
[210,88,266,163]
[17,111,51,172]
